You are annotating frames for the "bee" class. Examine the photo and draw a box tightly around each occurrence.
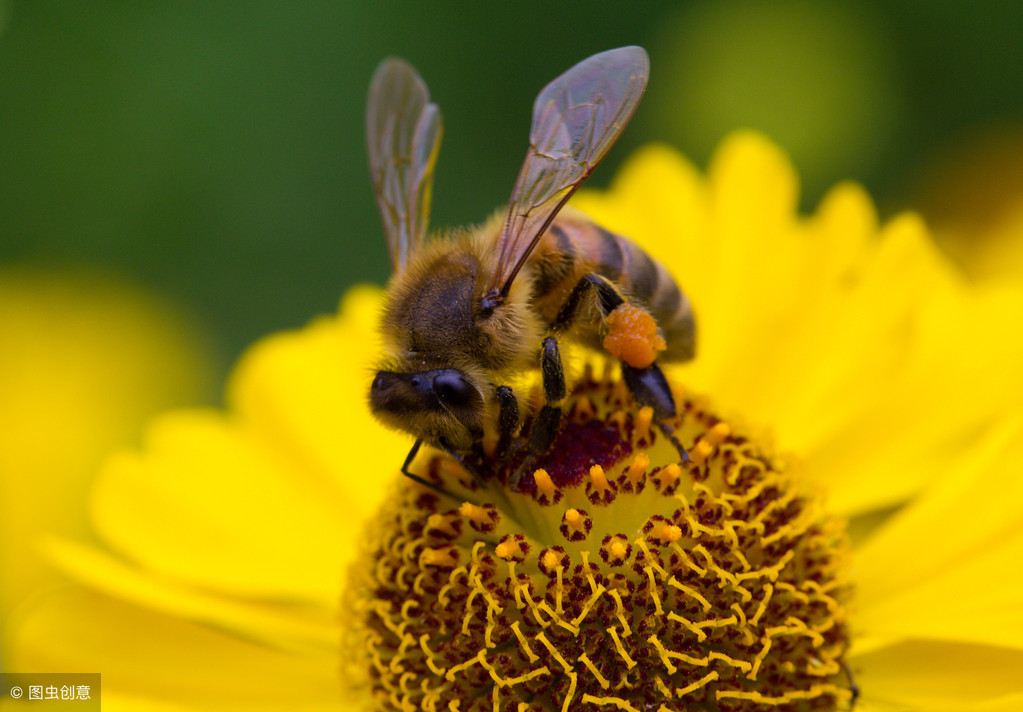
[366,47,695,487]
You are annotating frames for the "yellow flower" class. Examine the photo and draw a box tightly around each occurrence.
[7,134,1023,711]
[0,267,216,661]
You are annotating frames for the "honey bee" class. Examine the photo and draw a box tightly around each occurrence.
[366,47,695,487]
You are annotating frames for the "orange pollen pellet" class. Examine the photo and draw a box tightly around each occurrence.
[602,303,666,369]
[589,464,609,491]
[534,468,556,500]
[541,549,561,571]
[609,541,628,560]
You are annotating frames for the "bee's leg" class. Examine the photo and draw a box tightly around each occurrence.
[551,273,625,332]
[622,363,691,462]
[509,336,566,490]
[400,439,448,495]
[495,385,519,457]
[529,336,566,454]
[554,272,689,461]
[843,661,860,708]
[400,438,483,501]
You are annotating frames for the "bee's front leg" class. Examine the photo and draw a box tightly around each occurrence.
[508,336,566,490]
[529,336,566,454]
[495,385,519,456]
[400,438,454,496]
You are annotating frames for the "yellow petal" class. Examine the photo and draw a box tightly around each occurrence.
[90,410,354,604]
[579,138,1013,516]
[43,538,338,652]
[855,419,1023,649]
[853,640,1023,711]
[0,267,215,653]
[806,282,1023,514]
[7,587,348,711]
[228,284,404,513]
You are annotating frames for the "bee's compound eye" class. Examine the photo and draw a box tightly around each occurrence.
[432,370,476,408]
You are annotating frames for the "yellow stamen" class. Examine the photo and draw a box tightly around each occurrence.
[608,409,627,431]
[706,421,730,445]
[635,405,653,441]
[420,547,458,568]
[533,468,556,501]
[689,438,715,465]
[648,522,682,544]
[654,462,680,489]
[571,395,596,422]
[564,508,583,529]
[626,451,650,484]
[425,512,458,538]
[458,501,491,527]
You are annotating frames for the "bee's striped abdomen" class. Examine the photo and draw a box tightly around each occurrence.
[531,216,695,362]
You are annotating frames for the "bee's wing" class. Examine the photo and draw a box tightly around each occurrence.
[486,46,649,296]
[367,58,443,274]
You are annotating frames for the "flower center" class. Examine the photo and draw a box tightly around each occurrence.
[343,367,855,711]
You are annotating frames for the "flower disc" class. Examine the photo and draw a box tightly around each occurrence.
[344,368,854,711]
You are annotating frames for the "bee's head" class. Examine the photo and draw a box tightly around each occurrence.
[369,367,486,451]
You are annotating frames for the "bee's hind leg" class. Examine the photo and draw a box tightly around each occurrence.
[622,363,690,462]
[554,272,689,462]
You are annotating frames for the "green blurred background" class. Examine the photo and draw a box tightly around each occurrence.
[3,1,1022,380]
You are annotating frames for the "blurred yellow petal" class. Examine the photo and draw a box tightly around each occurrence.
[227,284,402,515]
[91,410,353,604]
[854,419,1023,650]
[43,538,337,652]
[6,588,344,712]
[0,266,215,654]
[853,640,1023,711]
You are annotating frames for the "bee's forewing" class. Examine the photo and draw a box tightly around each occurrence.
[367,58,443,274]
[488,46,649,295]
